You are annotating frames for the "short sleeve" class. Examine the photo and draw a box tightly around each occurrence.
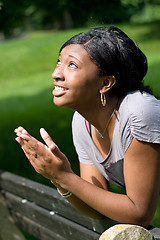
[72,112,94,165]
[129,93,160,144]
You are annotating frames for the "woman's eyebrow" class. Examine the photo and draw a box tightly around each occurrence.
[68,54,82,63]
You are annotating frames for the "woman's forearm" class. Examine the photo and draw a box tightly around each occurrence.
[53,184,105,219]
[56,172,152,227]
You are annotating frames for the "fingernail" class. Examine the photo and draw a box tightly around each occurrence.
[50,144,55,149]
[15,137,21,143]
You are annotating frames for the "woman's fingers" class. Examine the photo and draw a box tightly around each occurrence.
[15,126,28,135]
[40,128,55,148]
[15,137,24,144]
[14,126,24,133]
[15,126,62,160]
[15,127,30,141]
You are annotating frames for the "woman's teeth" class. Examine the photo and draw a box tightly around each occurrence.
[55,86,66,91]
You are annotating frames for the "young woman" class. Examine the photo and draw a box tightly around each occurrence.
[15,26,160,227]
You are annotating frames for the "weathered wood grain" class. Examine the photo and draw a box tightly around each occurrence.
[0,192,26,240]
[1,171,160,240]
[5,191,100,240]
[0,171,116,233]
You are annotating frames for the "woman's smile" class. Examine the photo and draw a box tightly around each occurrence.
[52,85,68,97]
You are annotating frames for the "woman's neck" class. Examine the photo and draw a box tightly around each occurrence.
[77,95,119,135]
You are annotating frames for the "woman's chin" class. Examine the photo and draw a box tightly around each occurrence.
[53,98,63,107]
[53,97,68,108]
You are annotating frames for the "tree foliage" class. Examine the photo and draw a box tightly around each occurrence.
[0,0,31,38]
[0,0,158,39]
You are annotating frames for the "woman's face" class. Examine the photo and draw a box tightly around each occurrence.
[52,44,103,110]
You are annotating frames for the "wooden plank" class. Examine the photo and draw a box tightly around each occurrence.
[1,171,160,240]
[4,191,101,240]
[12,214,68,240]
[0,171,116,233]
[0,193,27,240]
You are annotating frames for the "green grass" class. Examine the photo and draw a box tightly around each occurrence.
[0,29,82,184]
[0,21,160,234]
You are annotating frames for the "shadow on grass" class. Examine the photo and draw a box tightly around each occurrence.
[0,88,78,186]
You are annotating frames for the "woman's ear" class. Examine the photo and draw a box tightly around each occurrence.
[99,75,116,94]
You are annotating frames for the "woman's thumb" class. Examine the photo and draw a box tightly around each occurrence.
[40,128,60,155]
[40,128,54,148]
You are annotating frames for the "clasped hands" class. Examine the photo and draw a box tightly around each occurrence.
[14,127,73,187]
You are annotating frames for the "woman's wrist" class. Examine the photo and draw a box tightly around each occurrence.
[50,172,76,199]
[50,179,72,197]
[57,188,72,198]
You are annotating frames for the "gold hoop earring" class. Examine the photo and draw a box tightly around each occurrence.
[101,93,106,107]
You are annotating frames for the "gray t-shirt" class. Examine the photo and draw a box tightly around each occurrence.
[72,91,160,188]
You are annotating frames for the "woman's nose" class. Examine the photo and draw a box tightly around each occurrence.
[52,67,64,81]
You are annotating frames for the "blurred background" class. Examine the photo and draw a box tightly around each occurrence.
[0,0,160,38]
[0,0,160,235]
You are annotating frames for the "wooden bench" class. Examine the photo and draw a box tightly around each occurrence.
[0,170,160,240]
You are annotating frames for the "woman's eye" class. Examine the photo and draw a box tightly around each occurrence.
[57,59,61,65]
[69,62,77,68]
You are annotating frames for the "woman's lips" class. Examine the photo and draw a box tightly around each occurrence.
[52,86,68,97]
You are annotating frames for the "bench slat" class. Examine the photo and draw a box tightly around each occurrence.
[4,191,101,240]
[0,193,27,240]
[12,214,69,240]
[1,171,160,240]
[0,171,116,233]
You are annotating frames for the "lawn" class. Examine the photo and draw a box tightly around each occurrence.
[0,21,160,232]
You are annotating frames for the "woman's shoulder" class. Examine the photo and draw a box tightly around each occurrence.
[121,91,160,144]
[127,90,159,103]
[121,90,160,116]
